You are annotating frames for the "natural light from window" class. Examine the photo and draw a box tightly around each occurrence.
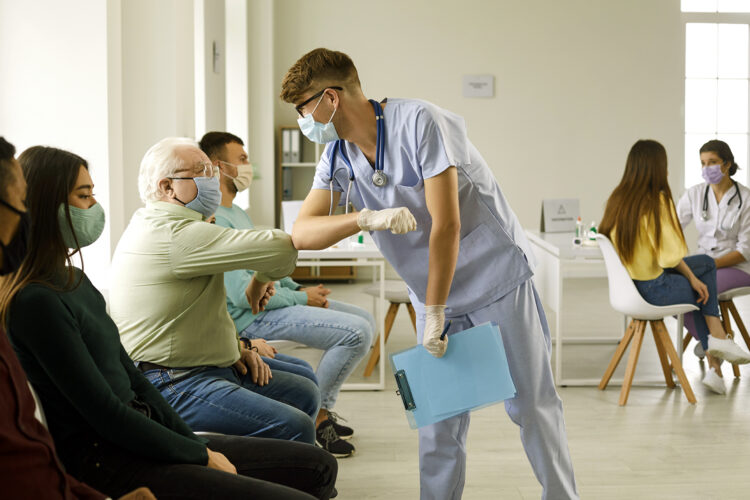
[684,22,749,188]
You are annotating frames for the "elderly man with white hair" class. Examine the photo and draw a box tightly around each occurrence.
[109,137,321,444]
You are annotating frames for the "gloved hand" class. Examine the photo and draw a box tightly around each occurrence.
[357,207,417,234]
[423,305,448,357]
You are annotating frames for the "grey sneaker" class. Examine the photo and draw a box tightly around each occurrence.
[694,342,706,360]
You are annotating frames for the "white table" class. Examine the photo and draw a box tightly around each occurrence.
[297,244,387,390]
[526,230,619,386]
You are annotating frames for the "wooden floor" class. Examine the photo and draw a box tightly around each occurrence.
[284,281,750,499]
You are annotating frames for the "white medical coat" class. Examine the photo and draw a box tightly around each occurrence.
[677,181,750,275]
[312,98,534,317]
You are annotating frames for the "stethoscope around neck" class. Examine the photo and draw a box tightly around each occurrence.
[702,180,743,227]
[327,99,386,216]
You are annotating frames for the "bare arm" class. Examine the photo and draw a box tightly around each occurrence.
[424,167,461,305]
[292,189,360,250]
[715,250,746,269]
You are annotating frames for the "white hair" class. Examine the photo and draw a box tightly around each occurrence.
[138,137,200,204]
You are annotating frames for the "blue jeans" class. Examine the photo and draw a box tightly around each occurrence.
[633,254,719,350]
[144,365,320,444]
[242,300,375,409]
[265,353,318,385]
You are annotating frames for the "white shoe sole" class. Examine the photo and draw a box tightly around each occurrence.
[706,346,750,365]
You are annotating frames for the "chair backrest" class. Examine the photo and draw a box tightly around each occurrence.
[596,234,698,319]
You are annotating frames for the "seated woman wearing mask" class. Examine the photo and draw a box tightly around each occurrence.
[0,146,337,500]
[677,140,750,393]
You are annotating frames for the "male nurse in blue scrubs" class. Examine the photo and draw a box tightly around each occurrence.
[280,48,579,500]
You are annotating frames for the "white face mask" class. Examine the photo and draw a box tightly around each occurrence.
[220,161,254,192]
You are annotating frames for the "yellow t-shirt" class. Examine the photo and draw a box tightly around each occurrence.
[611,195,687,281]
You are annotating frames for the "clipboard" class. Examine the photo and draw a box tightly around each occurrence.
[389,322,516,429]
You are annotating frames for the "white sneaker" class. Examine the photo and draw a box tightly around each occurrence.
[707,336,750,364]
[694,342,706,359]
[702,367,726,395]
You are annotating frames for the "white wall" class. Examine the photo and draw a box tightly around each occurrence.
[0,0,114,288]
[272,0,685,229]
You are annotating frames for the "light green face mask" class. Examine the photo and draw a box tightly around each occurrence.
[58,202,106,248]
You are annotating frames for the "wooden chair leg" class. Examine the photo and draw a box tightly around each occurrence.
[599,320,637,390]
[728,300,750,351]
[651,321,675,388]
[652,320,697,404]
[405,303,417,334]
[619,320,646,406]
[682,332,693,353]
[719,301,741,378]
[363,303,400,377]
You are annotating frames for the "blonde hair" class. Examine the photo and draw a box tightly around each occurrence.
[280,48,360,104]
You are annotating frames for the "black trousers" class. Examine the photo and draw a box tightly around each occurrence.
[65,433,337,500]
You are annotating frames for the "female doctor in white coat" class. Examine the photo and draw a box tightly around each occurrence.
[280,48,578,500]
[677,139,750,393]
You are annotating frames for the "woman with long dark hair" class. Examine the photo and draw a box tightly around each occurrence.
[0,146,337,500]
[599,140,750,393]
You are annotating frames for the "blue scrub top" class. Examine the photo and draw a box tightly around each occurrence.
[312,98,533,317]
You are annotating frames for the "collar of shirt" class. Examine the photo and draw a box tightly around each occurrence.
[147,200,203,221]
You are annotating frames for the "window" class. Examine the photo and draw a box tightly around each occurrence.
[684,20,749,188]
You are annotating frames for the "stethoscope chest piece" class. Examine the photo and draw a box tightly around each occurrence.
[372,170,387,187]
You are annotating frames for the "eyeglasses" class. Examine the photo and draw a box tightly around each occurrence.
[170,161,220,181]
[295,86,343,117]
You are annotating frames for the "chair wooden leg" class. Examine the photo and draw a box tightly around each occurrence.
[405,303,417,334]
[719,301,741,378]
[652,320,697,404]
[682,332,693,353]
[728,301,750,351]
[651,321,675,388]
[619,321,646,406]
[599,320,637,390]
[363,303,400,377]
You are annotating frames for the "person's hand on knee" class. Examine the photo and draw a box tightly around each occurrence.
[234,347,272,386]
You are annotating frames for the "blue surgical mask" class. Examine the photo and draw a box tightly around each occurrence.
[58,202,106,248]
[180,175,221,218]
[297,93,339,144]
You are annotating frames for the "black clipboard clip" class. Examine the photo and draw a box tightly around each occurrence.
[394,369,416,411]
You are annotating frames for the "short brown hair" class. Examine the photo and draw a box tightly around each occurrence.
[199,131,244,161]
[280,48,360,104]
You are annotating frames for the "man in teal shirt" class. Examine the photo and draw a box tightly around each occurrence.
[201,132,375,458]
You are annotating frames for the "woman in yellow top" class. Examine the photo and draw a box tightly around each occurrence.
[599,140,750,386]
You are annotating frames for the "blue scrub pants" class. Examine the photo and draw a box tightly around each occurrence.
[416,279,579,500]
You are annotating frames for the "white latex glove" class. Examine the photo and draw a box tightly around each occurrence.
[423,305,448,357]
[357,207,417,234]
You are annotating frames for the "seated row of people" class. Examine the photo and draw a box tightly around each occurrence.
[0,136,340,499]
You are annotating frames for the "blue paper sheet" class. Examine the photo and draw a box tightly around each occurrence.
[389,322,516,429]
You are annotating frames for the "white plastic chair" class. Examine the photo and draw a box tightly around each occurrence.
[683,285,750,378]
[596,234,699,405]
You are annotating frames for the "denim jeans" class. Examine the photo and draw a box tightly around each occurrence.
[144,365,320,444]
[265,353,318,385]
[242,299,375,409]
[65,432,337,500]
[634,254,719,349]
